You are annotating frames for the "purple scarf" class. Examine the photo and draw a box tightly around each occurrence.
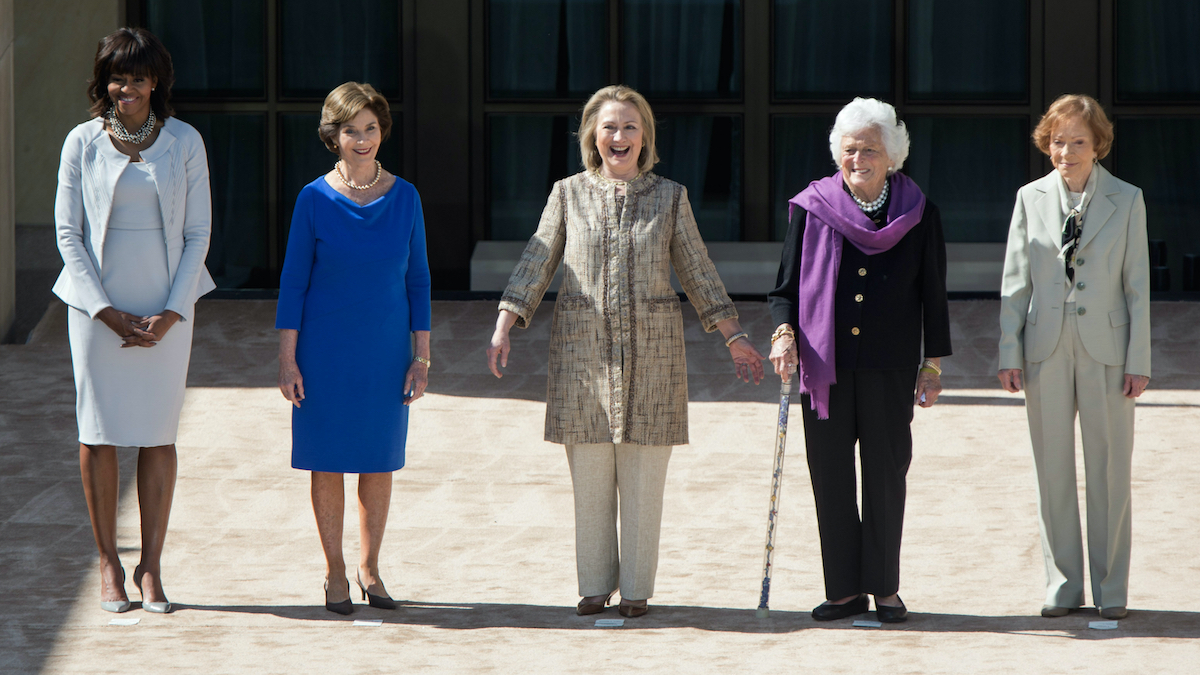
[787,172,927,419]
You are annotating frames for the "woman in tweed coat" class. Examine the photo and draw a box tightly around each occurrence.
[487,85,763,618]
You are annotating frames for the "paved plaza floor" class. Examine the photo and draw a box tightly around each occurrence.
[2,299,1199,674]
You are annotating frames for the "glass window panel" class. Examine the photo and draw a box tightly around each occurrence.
[772,116,837,239]
[624,0,742,99]
[146,0,265,98]
[280,113,404,247]
[1116,0,1200,102]
[488,0,607,99]
[904,116,1027,243]
[183,113,269,288]
[488,114,581,240]
[908,0,1027,101]
[1112,118,1200,293]
[773,0,891,100]
[655,115,742,241]
[280,0,400,99]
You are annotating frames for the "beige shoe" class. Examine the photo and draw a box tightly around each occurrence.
[1099,606,1127,620]
[1040,605,1070,617]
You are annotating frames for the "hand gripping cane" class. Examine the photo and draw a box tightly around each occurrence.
[756,368,794,618]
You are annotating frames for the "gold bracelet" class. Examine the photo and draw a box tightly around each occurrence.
[724,331,748,348]
[771,325,795,344]
[413,356,431,368]
[920,359,941,376]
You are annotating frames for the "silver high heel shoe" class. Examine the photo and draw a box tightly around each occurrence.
[100,568,131,613]
[134,565,173,614]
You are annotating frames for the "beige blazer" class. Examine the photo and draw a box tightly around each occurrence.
[499,171,738,446]
[998,164,1151,377]
[52,117,216,321]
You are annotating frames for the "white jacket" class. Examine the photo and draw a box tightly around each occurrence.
[53,117,216,321]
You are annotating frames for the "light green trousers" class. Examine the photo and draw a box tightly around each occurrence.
[1025,305,1135,610]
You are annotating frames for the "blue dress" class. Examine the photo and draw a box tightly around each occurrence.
[276,177,431,473]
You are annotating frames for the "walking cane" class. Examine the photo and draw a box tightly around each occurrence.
[756,366,794,619]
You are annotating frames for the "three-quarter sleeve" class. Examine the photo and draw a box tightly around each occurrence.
[498,180,568,329]
[54,129,111,318]
[767,206,804,331]
[918,202,952,358]
[406,190,432,332]
[669,186,737,331]
[275,188,315,330]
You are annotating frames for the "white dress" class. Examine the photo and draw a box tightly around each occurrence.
[67,160,195,447]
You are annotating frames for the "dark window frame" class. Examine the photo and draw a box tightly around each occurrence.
[126,0,415,287]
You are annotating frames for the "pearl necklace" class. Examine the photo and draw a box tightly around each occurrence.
[335,160,382,191]
[850,180,889,213]
[107,105,156,144]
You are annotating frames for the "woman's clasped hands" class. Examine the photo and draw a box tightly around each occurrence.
[97,306,179,348]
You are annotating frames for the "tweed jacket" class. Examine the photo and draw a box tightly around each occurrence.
[998,164,1151,377]
[52,117,216,322]
[499,171,738,446]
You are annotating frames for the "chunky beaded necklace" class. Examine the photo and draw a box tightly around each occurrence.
[107,105,156,144]
[335,160,382,190]
[849,180,889,213]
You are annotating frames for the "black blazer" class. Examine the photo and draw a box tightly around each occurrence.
[768,196,952,370]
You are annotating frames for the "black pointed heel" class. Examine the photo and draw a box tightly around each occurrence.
[325,578,353,615]
[356,573,397,610]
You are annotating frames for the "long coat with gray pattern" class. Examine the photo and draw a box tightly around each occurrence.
[499,171,738,446]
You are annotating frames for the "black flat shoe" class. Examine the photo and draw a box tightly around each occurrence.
[356,573,397,610]
[325,579,354,616]
[811,594,869,621]
[876,596,908,623]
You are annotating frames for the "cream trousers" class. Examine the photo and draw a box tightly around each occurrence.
[1025,304,1135,609]
[565,443,672,601]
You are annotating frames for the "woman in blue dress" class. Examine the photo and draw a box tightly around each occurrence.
[276,82,431,615]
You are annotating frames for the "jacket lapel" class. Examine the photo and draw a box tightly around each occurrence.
[1078,163,1117,251]
[1032,170,1062,246]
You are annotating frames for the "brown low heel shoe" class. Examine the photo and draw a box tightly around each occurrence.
[577,591,615,616]
[618,601,648,618]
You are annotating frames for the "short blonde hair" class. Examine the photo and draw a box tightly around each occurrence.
[1033,94,1114,160]
[318,82,392,154]
[578,85,659,173]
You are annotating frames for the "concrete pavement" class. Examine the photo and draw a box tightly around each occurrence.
[2,299,1199,674]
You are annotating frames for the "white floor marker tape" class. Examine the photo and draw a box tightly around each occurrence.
[594,619,625,628]
[852,620,883,628]
[108,618,139,626]
[353,619,383,627]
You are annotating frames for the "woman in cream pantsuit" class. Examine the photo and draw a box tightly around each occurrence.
[998,94,1150,621]
[54,28,215,614]
[487,85,764,618]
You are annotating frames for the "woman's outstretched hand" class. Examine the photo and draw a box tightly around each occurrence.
[729,337,765,384]
[487,310,519,378]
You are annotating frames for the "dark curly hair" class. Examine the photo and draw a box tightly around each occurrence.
[86,27,175,119]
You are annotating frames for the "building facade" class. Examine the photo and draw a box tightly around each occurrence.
[5,0,1200,339]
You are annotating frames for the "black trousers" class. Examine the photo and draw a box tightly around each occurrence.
[800,367,916,600]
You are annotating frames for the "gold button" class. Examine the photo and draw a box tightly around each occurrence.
[855,294,864,303]
[851,327,860,336]
[858,268,867,276]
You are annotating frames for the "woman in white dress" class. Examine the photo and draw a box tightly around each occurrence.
[53,28,215,614]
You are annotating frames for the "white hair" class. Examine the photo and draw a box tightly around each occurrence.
[828,97,910,173]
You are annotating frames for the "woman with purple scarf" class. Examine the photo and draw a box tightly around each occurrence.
[767,98,951,624]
